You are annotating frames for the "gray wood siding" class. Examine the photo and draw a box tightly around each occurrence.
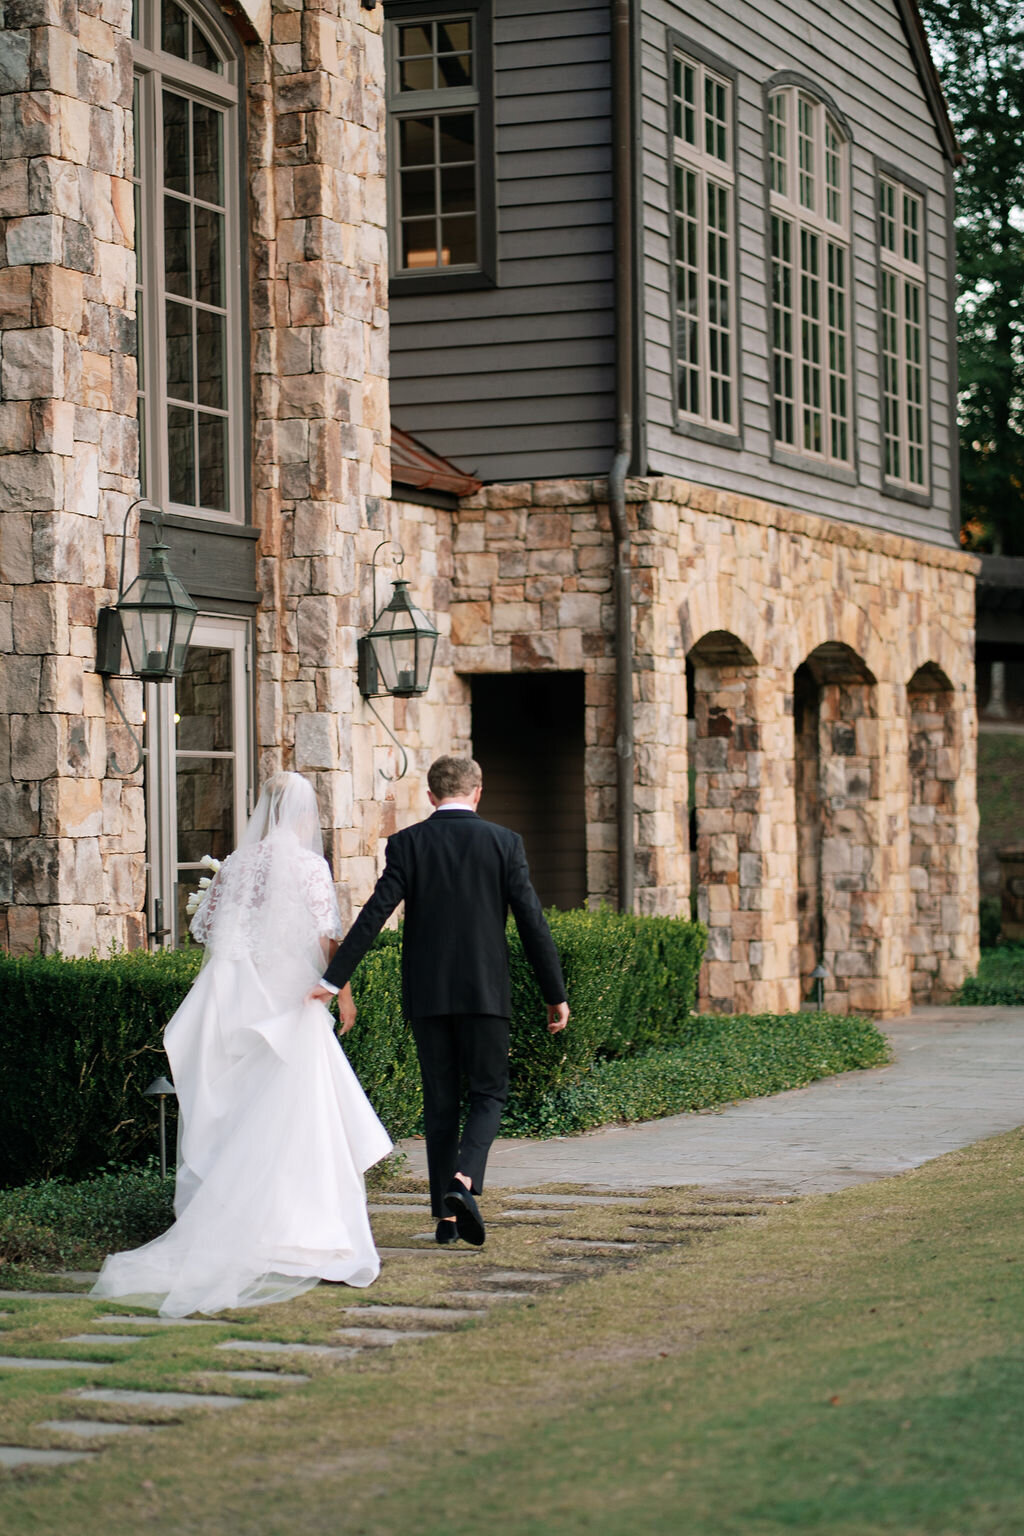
[388,0,616,484]
[642,0,958,545]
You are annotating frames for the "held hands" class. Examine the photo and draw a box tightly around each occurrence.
[307,982,358,1035]
[547,1001,570,1034]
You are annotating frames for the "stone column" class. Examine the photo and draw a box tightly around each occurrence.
[691,656,798,1013]
[1,0,144,954]
[247,0,391,924]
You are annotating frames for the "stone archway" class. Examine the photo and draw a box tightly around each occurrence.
[795,642,881,1012]
[907,662,959,1001]
[687,630,798,1014]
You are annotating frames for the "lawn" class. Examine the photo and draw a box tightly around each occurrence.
[3,1126,1024,1534]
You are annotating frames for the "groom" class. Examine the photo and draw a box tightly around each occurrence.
[311,756,568,1246]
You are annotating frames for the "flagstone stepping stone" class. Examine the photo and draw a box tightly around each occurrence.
[340,1304,487,1324]
[213,1370,310,1385]
[0,1356,112,1372]
[372,1192,433,1202]
[506,1194,649,1207]
[62,1335,144,1347]
[53,1271,101,1284]
[0,1446,95,1468]
[0,1291,91,1301]
[215,1340,361,1360]
[376,1246,455,1258]
[493,1210,573,1221]
[95,1315,222,1328]
[333,1327,435,1346]
[480,1271,564,1285]
[547,1238,641,1252]
[367,1202,429,1214]
[452,1290,535,1304]
[72,1389,247,1410]
[38,1420,152,1440]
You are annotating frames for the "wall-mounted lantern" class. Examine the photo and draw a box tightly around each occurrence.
[96,500,198,773]
[357,542,439,779]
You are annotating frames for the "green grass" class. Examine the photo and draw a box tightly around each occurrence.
[3,1130,1024,1534]
[955,943,1024,1004]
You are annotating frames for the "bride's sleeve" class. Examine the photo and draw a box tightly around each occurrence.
[307,858,343,940]
[189,866,225,946]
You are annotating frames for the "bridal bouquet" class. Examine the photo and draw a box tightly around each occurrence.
[185,854,222,917]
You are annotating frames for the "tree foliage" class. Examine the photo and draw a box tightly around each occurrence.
[919,1,1024,552]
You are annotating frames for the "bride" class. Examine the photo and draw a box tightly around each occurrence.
[92,772,392,1318]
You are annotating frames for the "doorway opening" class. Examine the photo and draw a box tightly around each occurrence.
[469,672,586,910]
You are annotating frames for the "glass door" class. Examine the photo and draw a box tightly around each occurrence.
[144,615,252,947]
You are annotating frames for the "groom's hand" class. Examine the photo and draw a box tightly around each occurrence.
[547,1001,569,1033]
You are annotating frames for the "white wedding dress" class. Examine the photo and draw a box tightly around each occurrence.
[92,774,392,1318]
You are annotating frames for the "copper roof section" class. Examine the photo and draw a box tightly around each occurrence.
[391,426,482,498]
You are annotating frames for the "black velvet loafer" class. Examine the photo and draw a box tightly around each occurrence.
[435,1219,460,1244]
[443,1181,486,1246]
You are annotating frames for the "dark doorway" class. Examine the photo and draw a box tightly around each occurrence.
[469,672,587,910]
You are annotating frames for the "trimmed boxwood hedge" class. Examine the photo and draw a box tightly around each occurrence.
[955,945,1024,1006]
[0,909,707,1186]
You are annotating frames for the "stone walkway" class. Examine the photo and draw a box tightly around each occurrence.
[400,1006,1024,1197]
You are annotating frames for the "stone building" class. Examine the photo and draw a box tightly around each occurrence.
[0,0,978,1014]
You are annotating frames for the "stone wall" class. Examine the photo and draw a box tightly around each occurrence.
[447,474,979,1014]
[0,0,143,954]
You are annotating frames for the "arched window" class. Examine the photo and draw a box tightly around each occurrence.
[767,85,851,468]
[132,0,245,521]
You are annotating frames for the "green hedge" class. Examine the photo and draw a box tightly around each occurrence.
[0,909,707,1185]
[0,1163,175,1273]
[505,1011,890,1137]
[955,945,1024,1006]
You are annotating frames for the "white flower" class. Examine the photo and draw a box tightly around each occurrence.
[187,855,222,922]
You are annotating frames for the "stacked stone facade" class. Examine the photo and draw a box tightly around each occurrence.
[0,0,979,1015]
[1,0,143,954]
[442,475,978,1015]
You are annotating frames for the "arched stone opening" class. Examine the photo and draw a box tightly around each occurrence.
[795,643,881,1011]
[907,663,959,1001]
[687,630,796,1013]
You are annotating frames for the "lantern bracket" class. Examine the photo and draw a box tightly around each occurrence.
[366,696,409,782]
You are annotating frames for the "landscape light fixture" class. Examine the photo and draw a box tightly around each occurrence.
[143,1075,177,1179]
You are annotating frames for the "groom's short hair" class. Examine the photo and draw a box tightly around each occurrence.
[428,756,482,800]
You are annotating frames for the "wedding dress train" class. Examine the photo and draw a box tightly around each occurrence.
[91,775,392,1318]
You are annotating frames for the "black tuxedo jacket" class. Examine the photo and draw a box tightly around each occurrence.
[322,810,566,1018]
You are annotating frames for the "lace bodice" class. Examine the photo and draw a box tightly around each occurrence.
[190,832,342,966]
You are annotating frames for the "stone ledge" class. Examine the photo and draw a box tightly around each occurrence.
[457,476,979,577]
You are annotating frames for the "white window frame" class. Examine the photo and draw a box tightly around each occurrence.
[768,86,852,468]
[671,48,738,434]
[132,0,246,523]
[879,174,929,494]
[145,615,252,948]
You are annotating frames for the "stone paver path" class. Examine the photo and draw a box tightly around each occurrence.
[397,1008,1024,1198]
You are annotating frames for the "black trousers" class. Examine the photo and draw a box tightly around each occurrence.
[410,1014,510,1219]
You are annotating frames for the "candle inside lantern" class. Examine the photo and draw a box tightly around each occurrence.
[146,649,167,672]
[397,669,415,690]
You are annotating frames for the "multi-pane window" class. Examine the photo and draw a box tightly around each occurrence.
[768,88,851,466]
[671,51,736,431]
[132,0,243,520]
[879,176,928,492]
[388,14,480,272]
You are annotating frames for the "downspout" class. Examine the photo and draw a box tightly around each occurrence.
[610,0,635,912]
